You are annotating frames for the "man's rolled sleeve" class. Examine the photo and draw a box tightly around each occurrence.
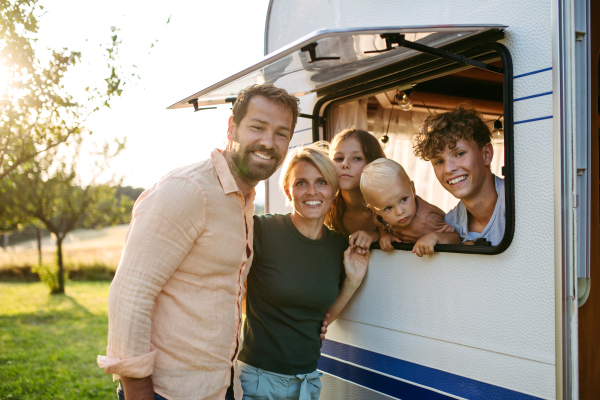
[97,344,156,380]
[98,177,206,378]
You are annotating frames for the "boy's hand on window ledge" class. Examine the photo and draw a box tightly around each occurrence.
[379,230,401,252]
[412,233,439,257]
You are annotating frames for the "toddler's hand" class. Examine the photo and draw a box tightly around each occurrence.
[349,230,378,255]
[412,233,439,257]
[379,230,401,252]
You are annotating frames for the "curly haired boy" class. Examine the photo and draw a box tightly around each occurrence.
[413,105,505,246]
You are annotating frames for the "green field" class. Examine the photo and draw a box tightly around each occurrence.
[0,282,116,399]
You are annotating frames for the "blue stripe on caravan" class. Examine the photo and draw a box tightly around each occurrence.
[318,356,456,400]
[513,67,552,79]
[514,115,553,125]
[514,91,553,102]
[320,340,544,400]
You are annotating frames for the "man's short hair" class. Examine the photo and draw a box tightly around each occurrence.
[232,84,301,133]
[412,105,492,161]
[279,141,338,206]
[360,158,409,204]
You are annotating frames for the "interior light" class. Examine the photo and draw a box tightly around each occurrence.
[491,117,504,143]
[380,134,390,143]
[395,90,413,111]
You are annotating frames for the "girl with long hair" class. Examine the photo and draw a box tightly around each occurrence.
[325,127,391,250]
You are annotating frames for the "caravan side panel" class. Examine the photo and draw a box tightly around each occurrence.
[266,1,557,399]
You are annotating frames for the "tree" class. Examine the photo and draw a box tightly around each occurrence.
[5,137,132,294]
[0,0,127,182]
[0,173,32,233]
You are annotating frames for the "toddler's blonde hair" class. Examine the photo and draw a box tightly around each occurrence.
[360,158,411,204]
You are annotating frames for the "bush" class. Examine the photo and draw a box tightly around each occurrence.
[0,263,116,283]
[0,265,40,282]
[32,265,63,294]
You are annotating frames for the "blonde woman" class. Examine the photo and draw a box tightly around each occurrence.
[238,143,370,400]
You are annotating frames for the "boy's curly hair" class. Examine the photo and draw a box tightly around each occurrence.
[412,104,491,161]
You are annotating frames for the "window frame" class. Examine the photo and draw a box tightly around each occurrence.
[312,42,514,255]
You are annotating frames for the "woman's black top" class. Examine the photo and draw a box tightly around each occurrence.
[238,213,347,375]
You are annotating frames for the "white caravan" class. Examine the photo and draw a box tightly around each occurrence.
[168,1,599,399]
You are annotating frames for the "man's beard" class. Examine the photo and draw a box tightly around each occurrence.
[231,144,282,183]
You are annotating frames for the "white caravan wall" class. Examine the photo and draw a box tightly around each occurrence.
[266,0,555,398]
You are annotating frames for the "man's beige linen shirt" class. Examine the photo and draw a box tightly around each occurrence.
[98,149,254,400]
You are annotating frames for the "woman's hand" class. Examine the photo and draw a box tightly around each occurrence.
[379,230,401,252]
[343,246,370,288]
[320,313,330,341]
[325,249,370,326]
[349,230,378,255]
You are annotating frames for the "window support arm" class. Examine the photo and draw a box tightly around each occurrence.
[366,34,503,75]
[188,99,217,112]
[299,113,326,127]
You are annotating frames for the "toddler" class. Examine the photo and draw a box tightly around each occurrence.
[360,158,460,256]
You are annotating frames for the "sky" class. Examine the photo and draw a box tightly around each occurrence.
[34,0,271,203]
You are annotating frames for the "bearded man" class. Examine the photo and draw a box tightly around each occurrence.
[98,84,300,400]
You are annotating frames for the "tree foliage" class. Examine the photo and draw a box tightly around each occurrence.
[3,137,133,293]
[0,0,126,182]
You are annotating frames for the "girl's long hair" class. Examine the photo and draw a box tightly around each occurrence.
[325,127,386,236]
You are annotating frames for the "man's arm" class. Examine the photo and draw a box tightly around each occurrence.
[435,231,462,245]
[99,177,206,394]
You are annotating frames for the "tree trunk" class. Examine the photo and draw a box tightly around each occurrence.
[55,237,65,294]
[36,227,42,266]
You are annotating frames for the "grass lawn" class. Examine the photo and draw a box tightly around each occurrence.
[0,282,116,399]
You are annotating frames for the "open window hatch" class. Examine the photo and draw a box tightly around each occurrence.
[168,25,514,255]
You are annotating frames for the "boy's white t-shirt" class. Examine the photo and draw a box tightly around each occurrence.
[444,175,505,246]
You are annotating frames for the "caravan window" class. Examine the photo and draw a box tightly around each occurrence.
[318,46,513,255]
[167,26,513,254]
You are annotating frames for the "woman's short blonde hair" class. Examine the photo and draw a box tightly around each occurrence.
[279,142,338,206]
